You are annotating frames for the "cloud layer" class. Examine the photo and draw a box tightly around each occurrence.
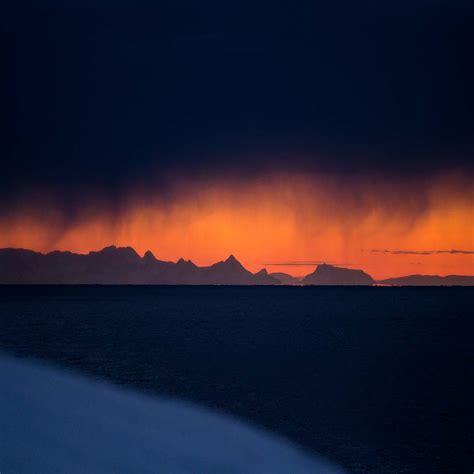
[371,249,474,255]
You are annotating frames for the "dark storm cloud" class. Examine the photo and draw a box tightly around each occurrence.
[371,249,474,255]
[1,0,473,209]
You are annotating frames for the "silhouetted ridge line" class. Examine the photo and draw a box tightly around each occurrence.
[301,263,374,286]
[378,274,474,286]
[0,247,472,285]
[0,247,279,285]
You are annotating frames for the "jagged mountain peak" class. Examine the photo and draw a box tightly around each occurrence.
[176,258,197,268]
[143,250,157,262]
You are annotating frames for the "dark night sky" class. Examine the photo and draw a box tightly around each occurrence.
[2,0,474,204]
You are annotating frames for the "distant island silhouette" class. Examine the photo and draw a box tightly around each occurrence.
[0,246,473,285]
[301,263,374,286]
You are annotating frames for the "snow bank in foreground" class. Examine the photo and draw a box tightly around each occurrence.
[0,354,344,473]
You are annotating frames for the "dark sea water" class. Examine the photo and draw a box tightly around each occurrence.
[1,286,472,473]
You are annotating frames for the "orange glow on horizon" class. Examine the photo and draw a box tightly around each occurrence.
[0,173,472,279]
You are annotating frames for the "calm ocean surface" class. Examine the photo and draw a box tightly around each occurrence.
[1,286,472,473]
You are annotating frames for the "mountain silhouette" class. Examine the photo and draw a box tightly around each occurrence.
[270,272,301,285]
[0,247,279,285]
[143,250,159,264]
[253,268,281,285]
[378,274,474,286]
[1,247,472,285]
[201,256,279,285]
[301,264,374,286]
